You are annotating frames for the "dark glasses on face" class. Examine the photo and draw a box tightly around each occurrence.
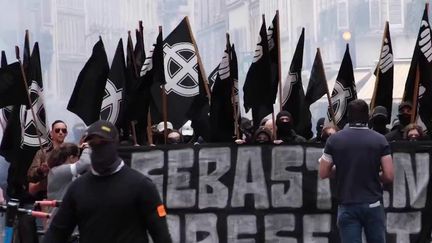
[54,128,67,134]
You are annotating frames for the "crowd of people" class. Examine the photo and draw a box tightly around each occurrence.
[0,99,428,243]
[138,101,428,147]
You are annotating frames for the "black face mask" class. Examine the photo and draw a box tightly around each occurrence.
[372,116,387,127]
[183,135,193,143]
[398,113,411,126]
[91,142,121,175]
[277,122,292,135]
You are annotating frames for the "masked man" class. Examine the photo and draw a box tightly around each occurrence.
[274,111,306,144]
[43,120,172,243]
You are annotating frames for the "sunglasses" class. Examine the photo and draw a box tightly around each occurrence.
[54,128,68,134]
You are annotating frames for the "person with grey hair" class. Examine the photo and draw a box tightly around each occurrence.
[319,99,394,243]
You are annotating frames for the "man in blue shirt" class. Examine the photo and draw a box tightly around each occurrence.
[319,99,394,243]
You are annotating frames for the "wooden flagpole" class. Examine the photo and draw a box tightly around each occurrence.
[276,10,283,112]
[157,26,169,144]
[411,64,420,123]
[18,31,45,153]
[185,16,211,101]
[411,2,430,123]
[126,31,139,145]
[226,33,240,139]
[370,21,389,110]
[318,48,337,126]
[146,109,153,145]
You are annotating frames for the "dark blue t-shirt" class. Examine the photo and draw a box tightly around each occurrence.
[323,127,391,204]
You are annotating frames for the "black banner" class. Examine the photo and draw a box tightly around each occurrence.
[119,142,432,243]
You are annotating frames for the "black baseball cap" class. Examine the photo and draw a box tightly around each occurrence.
[398,101,413,112]
[84,120,119,142]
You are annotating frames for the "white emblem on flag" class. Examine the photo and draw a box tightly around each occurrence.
[329,81,353,124]
[218,51,230,80]
[379,38,393,73]
[419,20,432,62]
[267,24,275,51]
[163,42,199,97]
[140,46,154,77]
[282,71,299,106]
[100,79,123,124]
[253,35,264,63]
[20,80,49,147]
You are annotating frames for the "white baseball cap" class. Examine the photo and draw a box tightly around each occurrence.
[180,120,194,136]
[157,121,173,132]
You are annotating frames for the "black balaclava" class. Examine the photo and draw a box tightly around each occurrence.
[398,113,411,127]
[315,117,325,140]
[276,111,293,138]
[91,142,121,175]
[86,120,121,176]
[397,102,412,127]
[369,106,388,134]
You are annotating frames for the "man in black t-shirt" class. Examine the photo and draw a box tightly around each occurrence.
[319,99,394,243]
[43,120,172,243]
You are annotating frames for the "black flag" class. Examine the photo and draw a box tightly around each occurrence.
[0,51,11,129]
[100,39,126,128]
[210,41,234,142]
[243,17,273,128]
[151,17,208,129]
[23,30,31,84]
[231,44,240,123]
[0,62,29,109]
[268,12,280,104]
[20,42,50,148]
[134,21,145,76]
[371,22,393,124]
[305,49,327,106]
[67,37,109,125]
[328,44,357,129]
[0,42,50,200]
[138,30,165,143]
[1,51,7,67]
[403,5,432,135]
[281,28,312,139]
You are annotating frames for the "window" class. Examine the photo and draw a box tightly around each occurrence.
[369,0,381,29]
[337,0,349,29]
[388,0,403,28]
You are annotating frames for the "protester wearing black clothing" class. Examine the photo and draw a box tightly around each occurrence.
[369,106,390,135]
[252,127,273,144]
[275,111,306,143]
[309,117,325,143]
[43,120,172,243]
[386,101,412,141]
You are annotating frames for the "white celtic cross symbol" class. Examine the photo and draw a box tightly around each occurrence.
[330,81,353,124]
[163,42,199,97]
[282,71,298,106]
[21,80,49,147]
[101,79,123,124]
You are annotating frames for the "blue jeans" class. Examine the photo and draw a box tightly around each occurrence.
[337,201,386,243]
